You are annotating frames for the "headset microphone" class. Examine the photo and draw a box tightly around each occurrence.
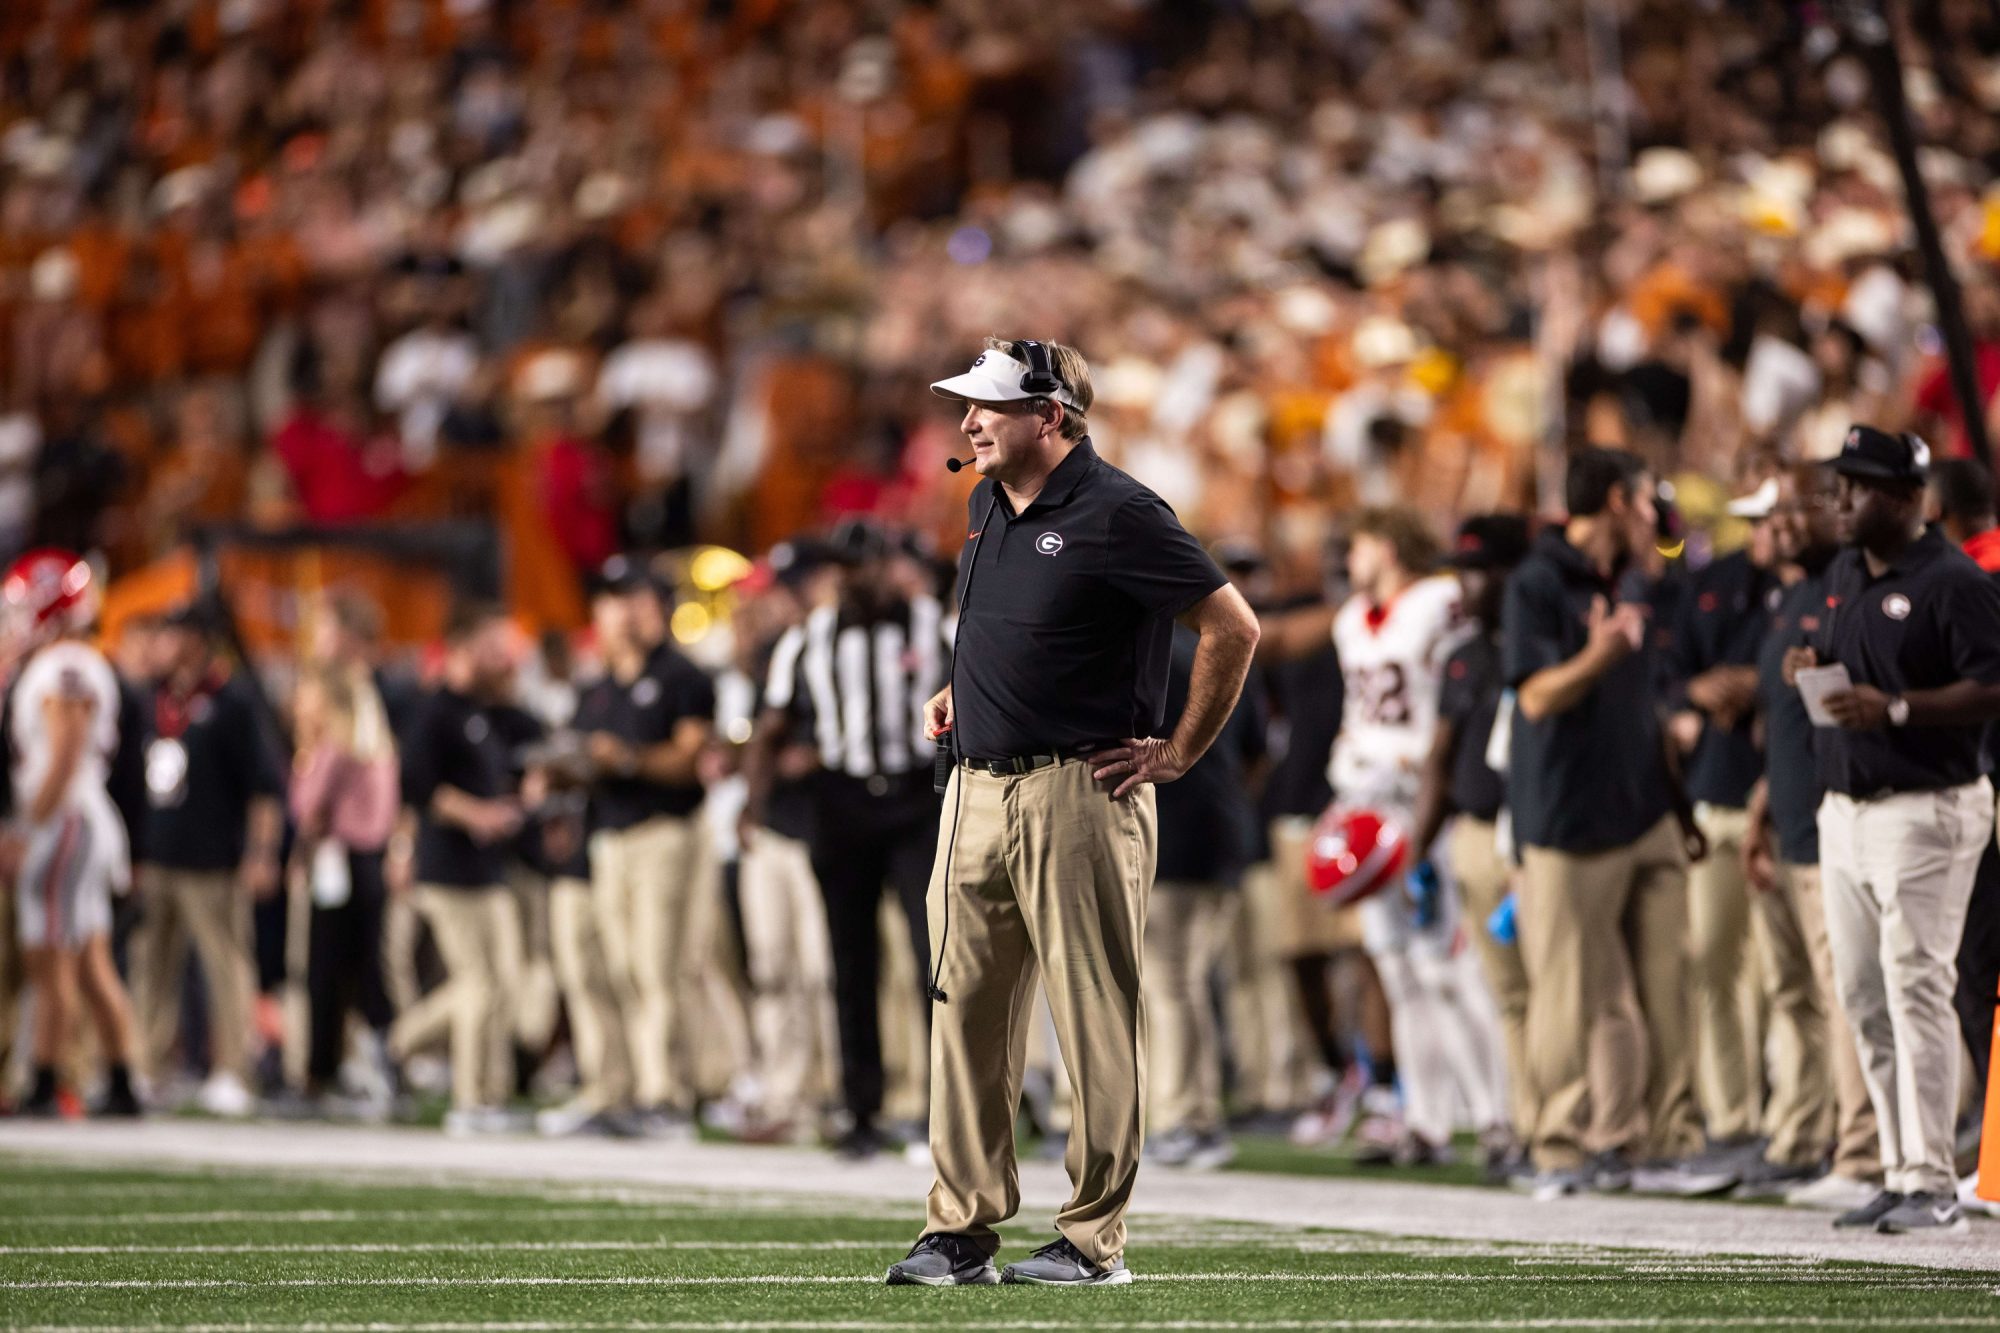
[945,456,974,473]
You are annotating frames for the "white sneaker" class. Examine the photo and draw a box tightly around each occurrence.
[403,1054,451,1096]
[444,1106,511,1138]
[1956,1172,2000,1219]
[1785,1172,1881,1212]
[535,1099,600,1138]
[198,1072,254,1119]
[339,1031,395,1108]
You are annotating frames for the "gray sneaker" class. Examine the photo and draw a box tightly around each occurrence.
[1000,1235,1132,1286]
[885,1233,999,1286]
[1834,1189,1905,1229]
[1631,1157,1739,1198]
[1876,1191,1969,1235]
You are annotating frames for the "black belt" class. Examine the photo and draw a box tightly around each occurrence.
[963,752,1064,777]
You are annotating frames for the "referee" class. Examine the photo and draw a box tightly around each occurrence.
[885,338,1259,1288]
[745,518,950,1160]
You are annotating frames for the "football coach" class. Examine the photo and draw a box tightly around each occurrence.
[885,338,1259,1288]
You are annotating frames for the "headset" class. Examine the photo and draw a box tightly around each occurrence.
[1016,339,1065,401]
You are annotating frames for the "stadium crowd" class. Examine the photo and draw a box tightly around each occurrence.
[6,0,2000,1240]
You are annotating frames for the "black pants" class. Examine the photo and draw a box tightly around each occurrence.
[306,850,395,1087]
[809,774,938,1131]
[1956,836,2000,1099]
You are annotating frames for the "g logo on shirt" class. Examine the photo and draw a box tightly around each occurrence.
[1036,532,1064,556]
[1882,593,1912,621]
[632,678,661,708]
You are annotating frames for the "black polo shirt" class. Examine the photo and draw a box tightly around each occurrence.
[1671,550,1776,808]
[1808,526,2000,797]
[951,439,1227,761]
[1256,598,1342,823]
[575,643,714,829]
[1156,625,1266,886]
[1758,564,1832,865]
[401,685,515,888]
[144,674,285,872]
[1439,630,1505,823]
[1503,529,1674,853]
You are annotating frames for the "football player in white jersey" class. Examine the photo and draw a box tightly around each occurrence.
[5,549,140,1117]
[1324,508,1507,1164]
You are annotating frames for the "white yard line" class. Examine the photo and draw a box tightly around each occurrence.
[1,1120,1996,1275]
[2,1272,1994,1292]
[7,1312,2000,1320]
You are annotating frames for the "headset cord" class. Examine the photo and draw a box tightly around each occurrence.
[927,486,1001,1004]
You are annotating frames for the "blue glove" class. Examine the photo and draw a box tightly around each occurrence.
[1487,891,1518,946]
[1408,859,1441,930]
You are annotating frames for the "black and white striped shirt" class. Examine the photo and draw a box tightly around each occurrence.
[764,596,951,780]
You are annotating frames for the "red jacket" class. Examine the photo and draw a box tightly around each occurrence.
[272,408,406,524]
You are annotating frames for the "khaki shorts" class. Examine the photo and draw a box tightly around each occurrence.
[1267,814,1364,957]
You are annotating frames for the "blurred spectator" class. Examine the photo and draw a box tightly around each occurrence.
[290,664,399,1111]
[391,602,528,1135]
[574,565,716,1138]
[129,602,285,1116]
[272,351,408,525]
[1144,621,1265,1171]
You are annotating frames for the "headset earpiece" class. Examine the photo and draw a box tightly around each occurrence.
[1017,340,1064,399]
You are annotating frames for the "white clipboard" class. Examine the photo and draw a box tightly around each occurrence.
[1795,664,1853,728]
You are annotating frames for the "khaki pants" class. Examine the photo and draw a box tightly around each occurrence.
[1819,781,1992,1195]
[738,830,836,1120]
[1688,803,1763,1143]
[506,869,559,1054]
[412,884,522,1110]
[1224,853,1315,1113]
[591,813,714,1111]
[549,876,632,1113]
[1771,862,1878,1179]
[1450,816,1534,1141]
[877,894,931,1124]
[1144,883,1235,1135]
[130,867,252,1081]
[925,758,1155,1266]
[1519,815,1699,1169]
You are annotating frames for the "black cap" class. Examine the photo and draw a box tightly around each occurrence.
[828,518,892,566]
[594,554,649,596]
[768,538,834,588]
[1448,514,1531,571]
[1830,425,1931,486]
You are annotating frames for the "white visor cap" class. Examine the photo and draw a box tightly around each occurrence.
[1726,476,1781,520]
[930,349,1079,409]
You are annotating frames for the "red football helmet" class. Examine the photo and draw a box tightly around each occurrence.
[1307,805,1409,906]
[3,548,96,640]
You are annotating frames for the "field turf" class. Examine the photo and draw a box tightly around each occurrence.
[2,1154,1999,1331]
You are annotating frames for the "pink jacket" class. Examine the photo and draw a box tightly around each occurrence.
[290,745,400,853]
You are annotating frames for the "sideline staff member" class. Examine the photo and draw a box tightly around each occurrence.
[1505,447,1703,1191]
[1788,426,2000,1234]
[886,339,1259,1288]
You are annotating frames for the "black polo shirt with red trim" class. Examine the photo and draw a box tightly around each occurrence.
[950,438,1226,762]
[1808,526,2000,797]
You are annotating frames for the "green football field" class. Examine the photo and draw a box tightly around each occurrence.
[4,1156,2000,1331]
